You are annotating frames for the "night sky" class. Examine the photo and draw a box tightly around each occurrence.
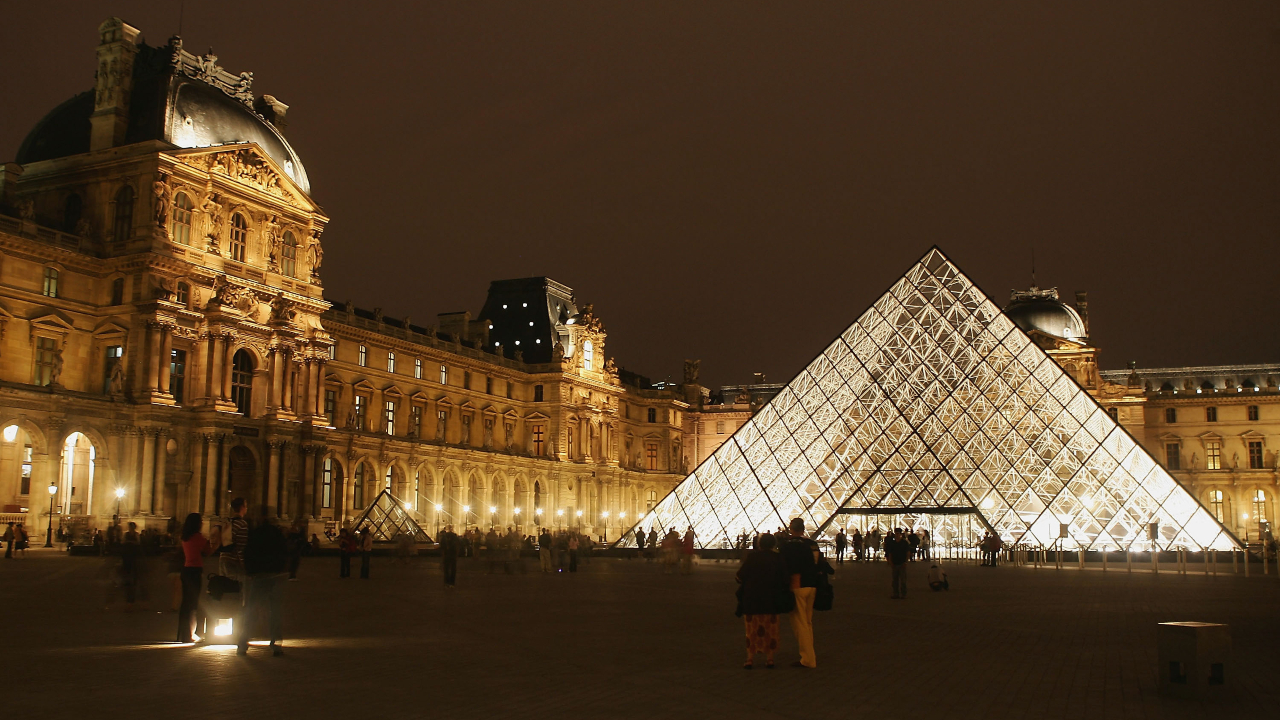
[4,2,1278,388]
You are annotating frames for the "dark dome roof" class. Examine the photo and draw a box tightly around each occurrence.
[15,41,310,195]
[1004,294,1086,341]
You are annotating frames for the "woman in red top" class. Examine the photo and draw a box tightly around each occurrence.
[178,513,221,643]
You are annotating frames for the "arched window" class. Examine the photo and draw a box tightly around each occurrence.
[582,340,594,371]
[231,349,254,415]
[322,457,334,509]
[1208,490,1224,522]
[43,267,59,298]
[171,192,193,245]
[63,193,82,233]
[280,231,297,277]
[113,185,134,241]
[354,462,367,508]
[1253,489,1268,522]
[229,213,247,262]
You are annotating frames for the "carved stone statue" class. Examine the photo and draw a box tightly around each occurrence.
[152,275,175,301]
[437,411,447,442]
[109,355,127,397]
[1190,452,1199,470]
[552,341,565,363]
[264,215,282,270]
[683,359,700,384]
[203,194,223,253]
[345,405,358,430]
[74,217,93,239]
[503,422,513,449]
[268,292,296,324]
[49,347,64,387]
[152,180,169,229]
[461,416,472,445]
[306,230,324,277]
[17,198,34,220]
[483,418,494,449]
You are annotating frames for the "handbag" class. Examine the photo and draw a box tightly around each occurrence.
[775,586,796,614]
[814,573,834,611]
[206,574,241,600]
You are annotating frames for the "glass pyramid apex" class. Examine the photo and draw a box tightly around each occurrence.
[630,248,1237,551]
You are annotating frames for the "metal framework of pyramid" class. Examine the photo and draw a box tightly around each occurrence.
[351,489,432,542]
[631,248,1237,551]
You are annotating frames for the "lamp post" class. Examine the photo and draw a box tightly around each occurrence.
[514,506,521,531]
[489,506,497,529]
[601,511,609,543]
[434,504,443,537]
[462,505,471,531]
[114,487,124,521]
[535,507,543,529]
[556,508,564,531]
[576,509,583,532]
[44,482,57,548]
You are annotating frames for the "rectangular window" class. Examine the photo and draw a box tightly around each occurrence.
[567,428,574,458]
[322,457,333,509]
[42,267,59,298]
[1205,440,1222,471]
[35,337,58,386]
[1165,408,1177,424]
[353,463,365,508]
[1165,442,1180,471]
[354,395,367,431]
[384,400,396,435]
[415,358,423,379]
[506,381,513,399]
[1249,441,1264,470]
[534,384,544,402]
[324,390,337,425]
[358,345,367,367]
[485,376,493,394]
[384,467,393,490]
[645,441,659,470]
[103,345,123,393]
[170,349,187,404]
[532,425,545,456]
[437,410,447,440]
[1106,407,1118,422]
[410,406,422,437]
[387,352,396,373]
[1253,489,1268,522]
[624,403,630,419]
[439,365,448,384]
[464,371,471,390]
[647,407,657,423]
[20,445,32,495]
[328,344,336,360]
[716,421,726,435]
[1248,405,1259,421]
[1205,406,1217,422]
[110,277,124,305]
[1209,490,1224,522]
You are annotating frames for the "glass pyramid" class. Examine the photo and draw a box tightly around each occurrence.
[350,489,433,543]
[634,248,1236,551]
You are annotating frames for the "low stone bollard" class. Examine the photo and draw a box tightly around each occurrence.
[1157,622,1230,700]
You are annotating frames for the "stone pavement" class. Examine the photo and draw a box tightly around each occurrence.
[4,549,1278,720]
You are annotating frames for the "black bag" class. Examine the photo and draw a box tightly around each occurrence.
[206,574,240,600]
[776,586,796,614]
[814,573,834,611]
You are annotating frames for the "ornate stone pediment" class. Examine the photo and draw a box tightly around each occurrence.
[171,145,312,208]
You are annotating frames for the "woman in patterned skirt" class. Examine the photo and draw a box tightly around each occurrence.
[735,532,791,669]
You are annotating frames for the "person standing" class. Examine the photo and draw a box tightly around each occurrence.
[439,524,459,587]
[647,528,658,562]
[736,532,790,669]
[177,513,220,643]
[3,522,13,559]
[338,528,354,578]
[919,529,931,561]
[538,528,553,572]
[359,526,373,579]
[886,527,911,599]
[680,527,696,574]
[567,534,579,573]
[834,530,847,565]
[780,518,821,669]
[238,517,289,656]
[851,528,864,562]
[907,528,920,560]
[635,527,645,558]
[867,527,881,561]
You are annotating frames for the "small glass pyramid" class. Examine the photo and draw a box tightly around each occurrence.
[633,248,1237,551]
[350,489,432,542]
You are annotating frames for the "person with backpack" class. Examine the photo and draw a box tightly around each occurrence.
[238,516,289,656]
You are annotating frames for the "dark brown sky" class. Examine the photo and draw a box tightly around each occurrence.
[4,2,1278,387]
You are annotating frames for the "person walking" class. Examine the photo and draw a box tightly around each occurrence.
[736,532,790,669]
[780,517,821,669]
[867,527,881,561]
[359,526,373,579]
[338,528,354,578]
[177,513,220,643]
[538,528,553,572]
[919,529,931,561]
[907,528,920,560]
[485,528,501,574]
[680,527,696,574]
[886,527,911,599]
[439,524,459,587]
[851,528,864,562]
[834,530,847,565]
[238,517,288,657]
[567,534,579,573]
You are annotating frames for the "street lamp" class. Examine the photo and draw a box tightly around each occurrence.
[463,505,471,530]
[44,482,57,548]
[576,509,583,530]
[556,508,564,530]
[114,487,124,520]
[434,504,443,536]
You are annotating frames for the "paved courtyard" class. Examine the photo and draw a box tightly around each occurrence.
[5,549,1278,719]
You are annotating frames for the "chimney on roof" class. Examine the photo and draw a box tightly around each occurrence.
[89,18,141,151]
[1074,291,1089,337]
[254,95,289,135]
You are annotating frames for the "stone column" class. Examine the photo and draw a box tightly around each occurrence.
[219,437,232,512]
[313,360,327,417]
[284,360,296,412]
[221,336,235,401]
[158,326,173,395]
[302,444,318,518]
[145,322,161,392]
[202,434,219,515]
[139,429,156,515]
[266,439,283,517]
[209,334,225,401]
[152,430,168,515]
[269,348,285,410]
[299,358,314,419]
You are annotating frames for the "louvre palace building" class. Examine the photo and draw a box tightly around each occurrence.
[0,19,1275,544]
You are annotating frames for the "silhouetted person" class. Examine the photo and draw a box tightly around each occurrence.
[439,524,459,587]
[359,527,373,579]
[238,516,288,656]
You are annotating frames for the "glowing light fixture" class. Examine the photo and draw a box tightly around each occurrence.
[2,425,16,442]
[434,504,443,512]
[556,509,564,517]
[214,618,233,637]
[48,483,58,496]
[514,507,521,515]
[981,496,995,510]
[489,506,497,514]
[404,502,412,510]
[115,488,125,499]
[535,508,543,515]
[463,505,471,513]
[576,510,583,518]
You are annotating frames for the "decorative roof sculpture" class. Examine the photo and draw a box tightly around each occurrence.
[628,248,1237,551]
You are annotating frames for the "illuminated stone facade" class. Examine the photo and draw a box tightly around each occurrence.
[0,19,687,538]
